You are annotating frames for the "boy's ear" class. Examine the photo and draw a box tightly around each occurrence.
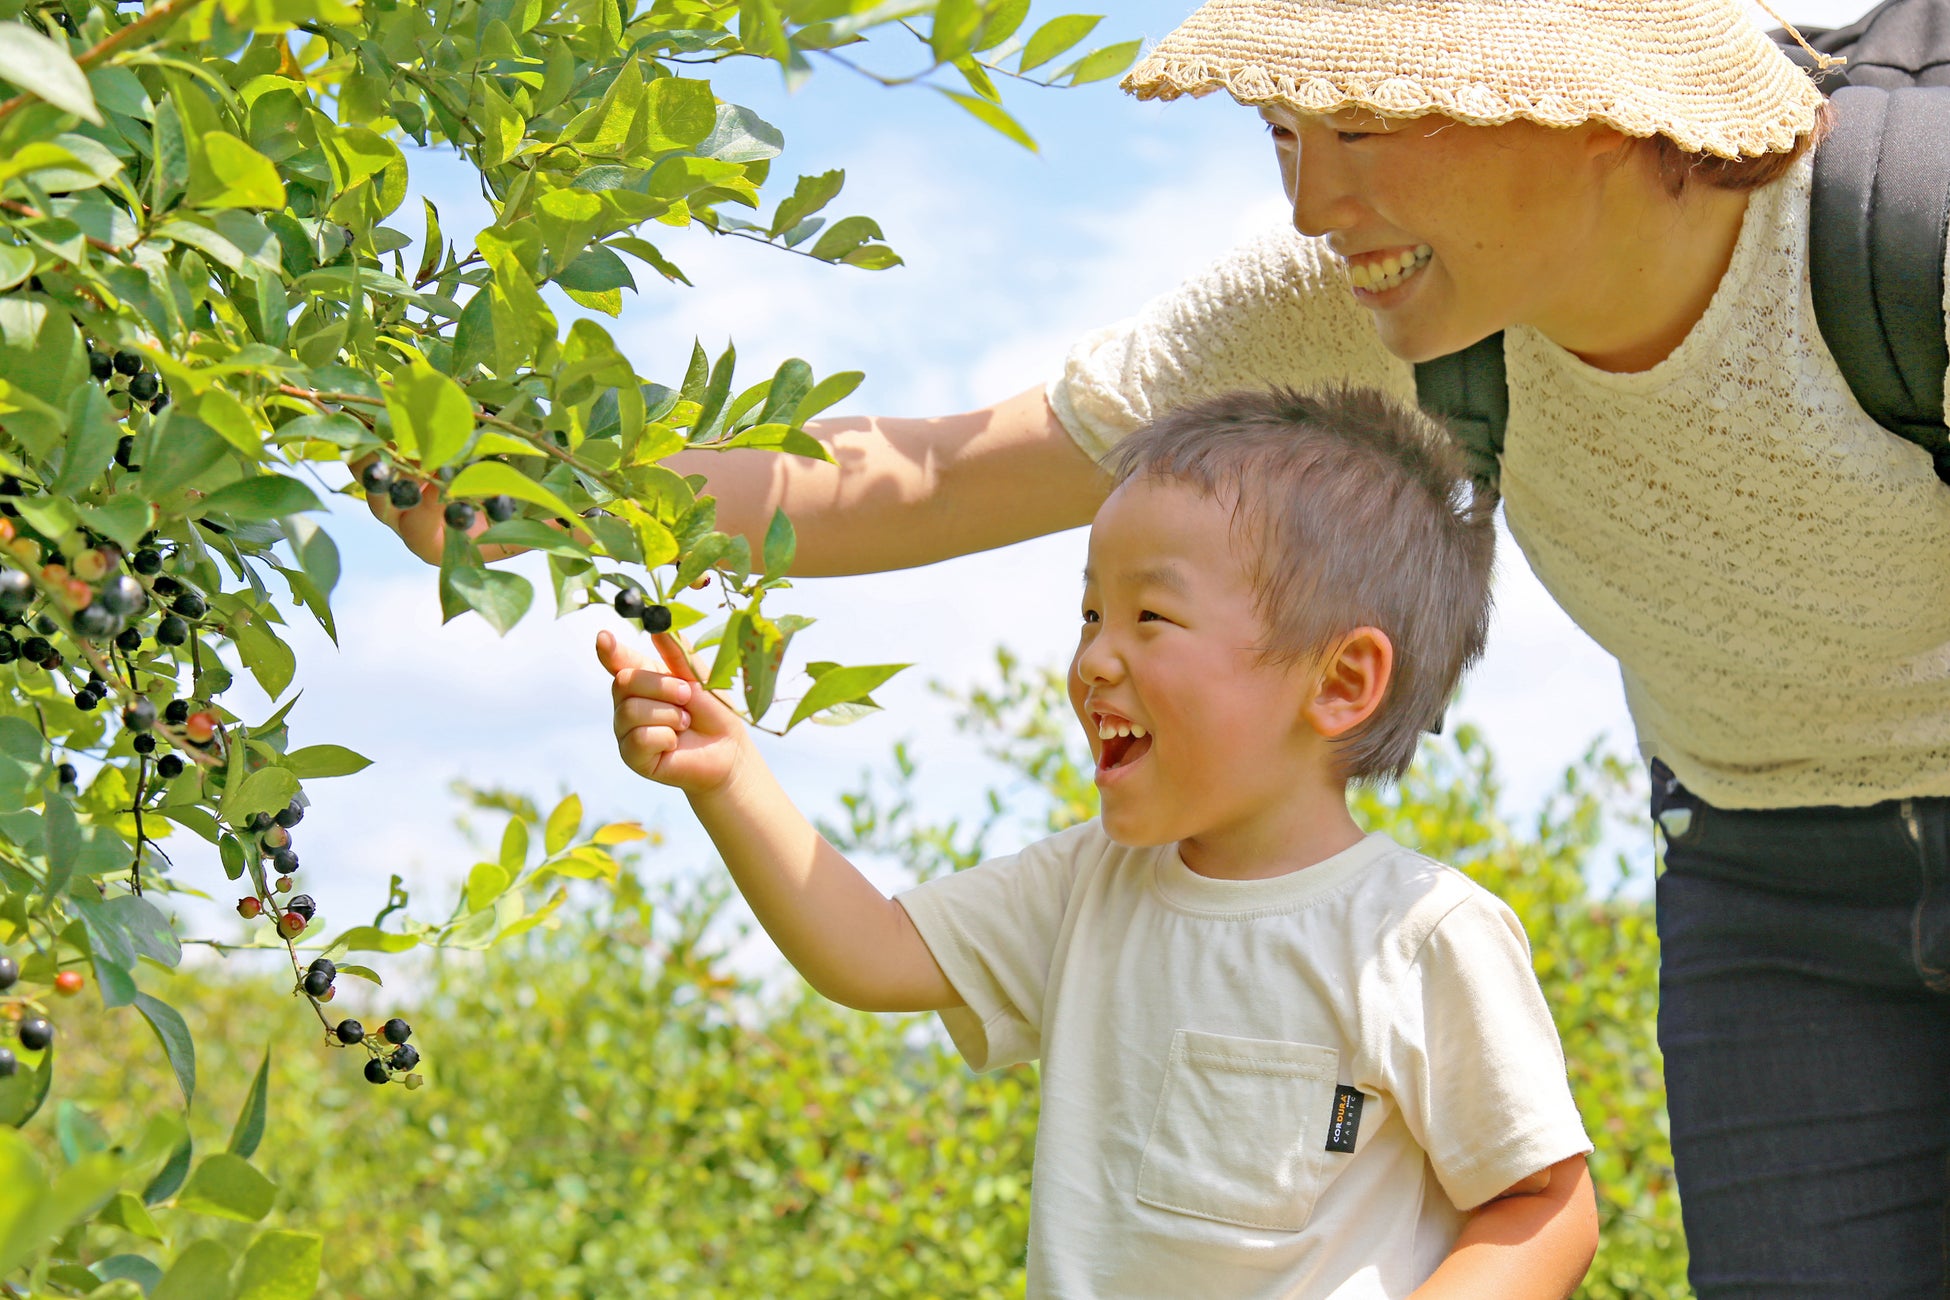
[1303,627,1394,741]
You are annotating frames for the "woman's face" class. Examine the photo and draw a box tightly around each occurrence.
[1262,103,1627,362]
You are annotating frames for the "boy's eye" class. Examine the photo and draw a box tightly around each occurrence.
[1138,610,1164,623]
[1336,130,1375,144]
[1081,609,1100,624]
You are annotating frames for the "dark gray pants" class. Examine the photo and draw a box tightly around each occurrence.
[1654,761,1950,1298]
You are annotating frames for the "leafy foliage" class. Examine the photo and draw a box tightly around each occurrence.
[0,0,1136,1289]
[40,653,1685,1297]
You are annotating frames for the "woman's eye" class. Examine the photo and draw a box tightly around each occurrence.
[1336,130,1373,144]
[1263,122,1294,141]
[1081,609,1099,624]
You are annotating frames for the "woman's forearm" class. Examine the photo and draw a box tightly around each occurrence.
[1410,1157,1597,1300]
[671,385,1110,576]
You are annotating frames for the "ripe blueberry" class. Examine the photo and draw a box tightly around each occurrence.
[123,698,156,732]
[156,755,185,779]
[114,435,135,469]
[335,1018,365,1044]
[133,733,155,755]
[274,798,304,829]
[389,1043,420,1072]
[19,636,50,663]
[364,1058,390,1085]
[387,480,423,510]
[247,811,273,833]
[150,575,180,597]
[150,391,170,414]
[56,763,76,787]
[359,461,394,494]
[99,575,147,617]
[112,350,142,377]
[153,615,188,646]
[643,604,673,634]
[0,570,31,614]
[302,968,332,998]
[382,1017,411,1044]
[269,846,298,874]
[0,1049,15,1078]
[73,689,100,712]
[484,495,517,523]
[128,373,159,402]
[32,614,54,636]
[131,548,162,575]
[0,632,16,664]
[613,590,647,621]
[443,501,477,531]
[114,626,141,652]
[308,957,336,980]
[287,894,315,922]
[0,956,17,989]
[163,699,189,726]
[170,590,206,620]
[17,1018,51,1051]
[88,351,112,382]
[73,604,118,639]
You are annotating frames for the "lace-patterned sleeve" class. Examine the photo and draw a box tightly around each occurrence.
[1049,226,1417,462]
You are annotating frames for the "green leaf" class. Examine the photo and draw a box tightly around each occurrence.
[544,793,581,855]
[0,246,32,293]
[322,925,420,956]
[230,611,297,698]
[133,992,195,1106]
[152,1238,231,1300]
[788,663,910,730]
[642,74,719,152]
[283,745,371,778]
[446,460,578,521]
[808,215,886,262]
[700,103,783,162]
[226,1049,270,1160]
[465,861,510,913]
[52,384,121,497]
[768,169,843,239]
[0,24,100,123]
[445,563,533,635]
[385,364,474,471]
[0,1044,51,1127]
[740,610,787,720]
[0,1128,50,1275]
[173,1153,274,1223]
[189,133,286,210]
[938,89,1036,151]
[136,413,227,498]
[1062,38,1143,85]
[141,1136,191,1207]
[235,1229,322,1300]
[222,765,299,825]
[499,816,529,872]
[198,475,324,522]
[796,370,864,422]
[334,963,380,985]
[762,507,795,579]
[1019,12,1100,71]
[930,0,981,63]
[477,78,525,167]
[99,1191,163,1243]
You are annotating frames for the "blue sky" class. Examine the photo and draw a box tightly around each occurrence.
[181,0,1880,950]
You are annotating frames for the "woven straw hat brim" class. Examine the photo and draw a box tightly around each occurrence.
[1123,0,1827,160]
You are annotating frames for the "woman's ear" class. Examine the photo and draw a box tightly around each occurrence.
[1304,627,1394,740]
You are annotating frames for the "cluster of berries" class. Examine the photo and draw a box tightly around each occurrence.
[87,346,170,416]
[359,460,517,533]
[612,589,674,634]
[233,798,310,935]
[0,951,76,1078]
[309,964,424,1088]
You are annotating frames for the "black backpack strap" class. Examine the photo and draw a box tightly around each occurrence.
[1414,331,1508,496]
[1809,84,1950,479]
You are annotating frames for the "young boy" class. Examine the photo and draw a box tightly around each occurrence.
[596,386,1597,1299]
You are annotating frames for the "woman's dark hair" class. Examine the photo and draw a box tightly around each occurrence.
[1647,98,1836,198]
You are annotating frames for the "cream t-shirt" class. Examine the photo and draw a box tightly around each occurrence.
[1049,153,1950,811]
[896,822,1592,1300]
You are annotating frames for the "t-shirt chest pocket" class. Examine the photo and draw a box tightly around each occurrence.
[1135,1029,1342,1232]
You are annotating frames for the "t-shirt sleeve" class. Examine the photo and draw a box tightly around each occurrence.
[894,822,1103,1072]
[1382,890,1594,1213]
[1048,225,1417,462]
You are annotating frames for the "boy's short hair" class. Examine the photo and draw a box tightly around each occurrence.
[1104,386,1495,782]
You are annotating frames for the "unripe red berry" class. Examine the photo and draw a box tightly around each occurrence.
[237,897,261,919]
[279,910,306,937]
[184,711,216,743]
[53,971,82,996]
[274,875,292,893]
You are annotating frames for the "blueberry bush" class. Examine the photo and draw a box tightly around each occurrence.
[0,0,1137,1291]
[46,653,1684,1297]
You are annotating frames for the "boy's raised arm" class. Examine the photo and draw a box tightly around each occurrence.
[596,631,963,1014]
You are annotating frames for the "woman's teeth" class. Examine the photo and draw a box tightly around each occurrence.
[1097,719,1147,741]
[1348,245,1432,293]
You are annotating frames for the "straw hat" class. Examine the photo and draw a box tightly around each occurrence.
[1123,0,1828,159]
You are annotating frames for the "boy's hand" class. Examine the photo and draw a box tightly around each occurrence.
[597,629,749,797]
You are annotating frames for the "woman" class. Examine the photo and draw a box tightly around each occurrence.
[381,1,1950,1291]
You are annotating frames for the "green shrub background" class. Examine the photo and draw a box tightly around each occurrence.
[47,653,1684,1298]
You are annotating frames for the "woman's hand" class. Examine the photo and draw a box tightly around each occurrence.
[597,628,749,799]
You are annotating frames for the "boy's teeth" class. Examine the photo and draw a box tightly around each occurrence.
[1131,724,1147,739]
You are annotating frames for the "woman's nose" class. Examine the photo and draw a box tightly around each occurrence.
[1287,132,1361,239]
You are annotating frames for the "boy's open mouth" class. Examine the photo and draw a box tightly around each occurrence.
[1093,713,1154,774]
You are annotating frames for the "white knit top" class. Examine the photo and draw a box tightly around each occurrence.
[1050,156,1950,810]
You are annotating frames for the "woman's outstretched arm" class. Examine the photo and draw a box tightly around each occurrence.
[370,384,1111,576]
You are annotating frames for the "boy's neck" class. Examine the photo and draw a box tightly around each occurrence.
[1174,771,1367,882]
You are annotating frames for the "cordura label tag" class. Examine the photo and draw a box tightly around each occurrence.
[1326,1085,1365,1154]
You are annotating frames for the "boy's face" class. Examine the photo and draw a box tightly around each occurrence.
[1069,477,1322,848]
